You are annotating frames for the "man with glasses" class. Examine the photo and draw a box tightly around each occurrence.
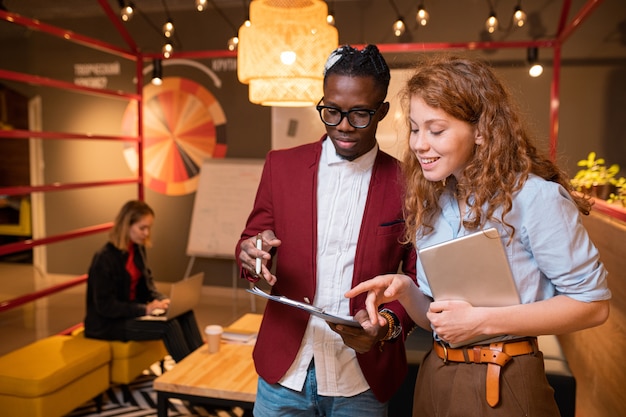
[236,44,417,417]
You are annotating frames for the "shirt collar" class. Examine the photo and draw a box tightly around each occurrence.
[323,136,378,171]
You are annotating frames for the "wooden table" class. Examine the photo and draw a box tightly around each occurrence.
[153,313,262,417]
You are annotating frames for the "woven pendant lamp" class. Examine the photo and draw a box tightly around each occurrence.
[237,0,339,107]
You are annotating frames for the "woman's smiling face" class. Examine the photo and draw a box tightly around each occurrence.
[409,96,483,182]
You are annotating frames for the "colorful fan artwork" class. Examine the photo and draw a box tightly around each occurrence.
[121,77,227,196]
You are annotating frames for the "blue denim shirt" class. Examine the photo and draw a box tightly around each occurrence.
[416,174,611,306]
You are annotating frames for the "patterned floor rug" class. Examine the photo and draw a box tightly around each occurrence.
[66,373,245,417]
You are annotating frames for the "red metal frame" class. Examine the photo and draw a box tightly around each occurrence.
[0,0,613,317]
[0,69,140,100]
[0,129,139,141]
[0,10,136,60]
[0,178,139,197]
[0,223,114,257]
[0,275,88,313]
[0,4,144,314]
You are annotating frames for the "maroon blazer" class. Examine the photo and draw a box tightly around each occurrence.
[236,137,418,403]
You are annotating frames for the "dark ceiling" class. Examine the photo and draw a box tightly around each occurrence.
[0,0,624,60]
[0,0,235,19]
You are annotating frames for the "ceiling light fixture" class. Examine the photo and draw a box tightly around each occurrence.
[393,18,406,37]
[326,0,335,26]
[207,0,242,51]
[162,42,173,58]
[151,59,163,85]
[160,0,174,38]
[163,19,174,37]
[227,36,239,51]
[195,0,208,12]
[416,4,429,27]
[513,2,527,28]
[237,0,338,107]
[118,0,135,22]
[527,46,543,77]
[388,0,405,37]
[485,11,498,33]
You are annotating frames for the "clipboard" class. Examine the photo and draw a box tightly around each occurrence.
[247,286,362,328]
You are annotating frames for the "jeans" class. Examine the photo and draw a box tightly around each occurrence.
[253,361,387,417]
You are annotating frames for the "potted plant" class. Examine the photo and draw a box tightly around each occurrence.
[607,177,626,207]
[570,152,620,199]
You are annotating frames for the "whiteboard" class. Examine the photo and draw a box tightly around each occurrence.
[186,158,264,259]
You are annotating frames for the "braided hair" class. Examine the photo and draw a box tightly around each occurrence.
[323,44,391,97]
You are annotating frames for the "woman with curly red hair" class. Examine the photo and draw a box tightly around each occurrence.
[347,55,611,416]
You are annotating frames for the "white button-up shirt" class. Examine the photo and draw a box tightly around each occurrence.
[279,139,377,397]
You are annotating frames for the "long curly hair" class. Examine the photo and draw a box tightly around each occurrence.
[400,55,590,245]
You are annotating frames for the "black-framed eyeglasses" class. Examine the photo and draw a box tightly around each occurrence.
[316,98,386,129]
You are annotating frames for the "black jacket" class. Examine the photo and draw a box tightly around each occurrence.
[84,242,164,340]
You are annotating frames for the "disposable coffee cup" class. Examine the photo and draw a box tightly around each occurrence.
[205,325,223,353]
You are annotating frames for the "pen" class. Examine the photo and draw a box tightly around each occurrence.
[255,233,262,275]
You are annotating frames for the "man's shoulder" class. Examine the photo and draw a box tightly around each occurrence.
[376,148,400,163]
[373,149,402,174]
[272,139,321,154]
[267,139,322,164]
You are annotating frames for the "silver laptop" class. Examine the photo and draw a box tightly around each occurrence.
[137,272,204,321]
[418,228,520,346]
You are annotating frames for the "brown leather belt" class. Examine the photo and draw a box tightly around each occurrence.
[433,338,538,407]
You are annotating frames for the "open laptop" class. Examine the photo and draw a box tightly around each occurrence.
[418,228,520,347]
[137,272,204,321]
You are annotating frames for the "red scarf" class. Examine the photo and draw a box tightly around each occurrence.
[126,242,142,300]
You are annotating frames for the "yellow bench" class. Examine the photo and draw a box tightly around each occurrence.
[0,335,110,417]
[73,327,168,402]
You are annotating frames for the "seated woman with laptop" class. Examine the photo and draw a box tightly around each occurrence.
[84,200,203,362]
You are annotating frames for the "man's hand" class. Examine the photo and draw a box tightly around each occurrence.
[238,230,281,286]
[327,310,387,354]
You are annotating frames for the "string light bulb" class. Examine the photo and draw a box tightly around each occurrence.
[162,42,173,58]
[163,20,174,38]
[513,6,527,27]
[529,62,543,77]
[485,12,498,34]
[416,5,429,26]
[326,11,335,26]
[120,3,134,22]
[195,0,207,12]
[393,18,406,37]
[227,36,239,51]
[326,0,335,26]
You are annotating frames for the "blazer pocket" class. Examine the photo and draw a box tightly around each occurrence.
[377,220,405,236]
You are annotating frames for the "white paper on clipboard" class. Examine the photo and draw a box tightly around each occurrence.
[247,286,362,328]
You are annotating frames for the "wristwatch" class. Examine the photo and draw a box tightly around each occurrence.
[379,308,402,341]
